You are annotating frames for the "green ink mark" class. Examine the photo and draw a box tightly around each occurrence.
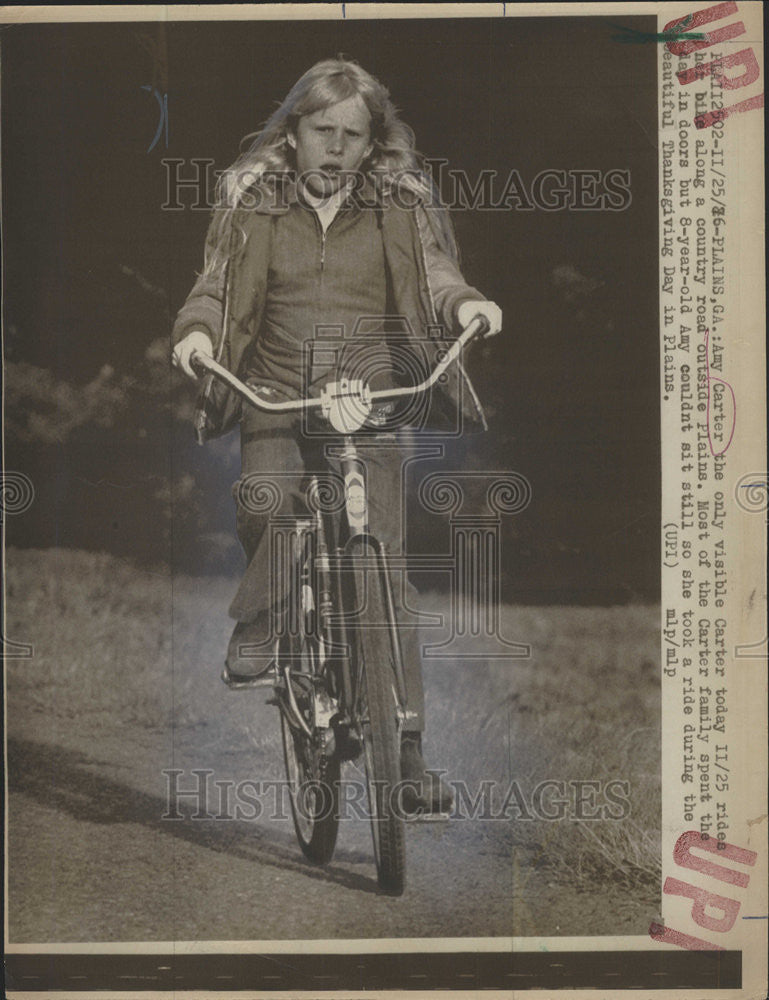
[609,15,706,45]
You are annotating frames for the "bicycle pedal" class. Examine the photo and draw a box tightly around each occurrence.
[221,665,277,690]
[406,811,451,823]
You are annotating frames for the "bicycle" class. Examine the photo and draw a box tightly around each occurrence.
[191,315,488,895]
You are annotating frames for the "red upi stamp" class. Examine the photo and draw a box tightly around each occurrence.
[665,2,764,128]
[650,830,758,949]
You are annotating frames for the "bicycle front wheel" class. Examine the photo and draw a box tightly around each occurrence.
[351,542,406,895]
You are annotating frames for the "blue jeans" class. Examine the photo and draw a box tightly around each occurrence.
[229,396,425,731]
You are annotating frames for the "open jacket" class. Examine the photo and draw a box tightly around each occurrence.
[172,175,489,442]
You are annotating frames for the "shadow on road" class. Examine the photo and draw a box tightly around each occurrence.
[7,736,382,895]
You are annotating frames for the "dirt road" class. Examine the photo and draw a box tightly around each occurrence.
[5,550,659,943]
[7,686,650,943]
[9,711,522,941]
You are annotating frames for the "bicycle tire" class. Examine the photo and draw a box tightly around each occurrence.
[351,542,406,895]
[280,529,340,865]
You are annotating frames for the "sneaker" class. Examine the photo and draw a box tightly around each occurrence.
[399,732,454,815]
[224,620,275,680]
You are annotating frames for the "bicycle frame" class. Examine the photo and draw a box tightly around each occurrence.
[274,456,412,747]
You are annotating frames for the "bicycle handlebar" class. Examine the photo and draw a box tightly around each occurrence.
[190,314,490,430]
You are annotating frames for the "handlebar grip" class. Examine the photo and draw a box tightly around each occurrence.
[189,349,211,377]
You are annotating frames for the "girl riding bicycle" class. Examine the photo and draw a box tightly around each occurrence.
[172,56,502,813]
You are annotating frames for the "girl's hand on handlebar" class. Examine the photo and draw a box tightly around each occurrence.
[457,299,503,339]
[172,330,214,379]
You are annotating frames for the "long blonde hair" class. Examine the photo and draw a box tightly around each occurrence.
[202,56,458,276]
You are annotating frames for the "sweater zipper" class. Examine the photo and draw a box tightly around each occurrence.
[312,211,328,272]
[315,208,345,272]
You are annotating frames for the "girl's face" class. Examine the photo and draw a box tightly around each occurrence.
[289,94,373,196]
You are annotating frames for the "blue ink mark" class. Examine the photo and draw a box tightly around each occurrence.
[742,915,769,919]
[141,85,168,153]
[342,2,345,17]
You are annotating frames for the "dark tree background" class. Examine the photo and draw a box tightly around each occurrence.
[2,15,658,603]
